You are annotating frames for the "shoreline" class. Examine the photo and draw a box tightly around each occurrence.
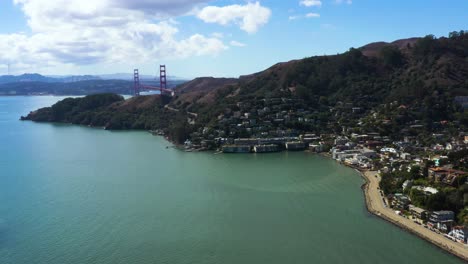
[356,168,468,262]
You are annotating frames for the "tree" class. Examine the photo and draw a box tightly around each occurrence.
[409,166,422,179]
[449,31,460,39]
[412,35,439,58]
[409,189,427,207]
[380,45,404,67]
[426,192,447,211]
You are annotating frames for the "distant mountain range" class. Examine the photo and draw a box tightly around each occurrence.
[0,73,188,95]
[0,73,185,84]
[0,73,99,84]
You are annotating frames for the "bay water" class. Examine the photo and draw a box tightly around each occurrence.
[0,96,462,263]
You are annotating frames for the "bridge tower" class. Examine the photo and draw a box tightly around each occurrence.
[159,65,167,94]
[133,69,140,96]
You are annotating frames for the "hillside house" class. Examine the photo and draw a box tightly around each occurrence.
[428,167,467,185]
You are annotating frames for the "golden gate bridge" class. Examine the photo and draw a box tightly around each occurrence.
[133,65,174,96]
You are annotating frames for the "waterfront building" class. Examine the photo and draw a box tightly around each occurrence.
[308,144,324,153]
[360,149,377,159]
[344,158,359,166]
[234,138,259,146]
[392,193,410,210]
[447,226,468,243]
[253,144,279,153]
[408,205,427,221]
[429,211,455,233]
[430,211,455,222]
[285,141,306,151]
[222,145,251,153]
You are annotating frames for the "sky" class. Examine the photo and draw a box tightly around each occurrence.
[0,0,467,78]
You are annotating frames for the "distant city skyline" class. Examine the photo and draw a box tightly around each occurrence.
[0,0,467,78]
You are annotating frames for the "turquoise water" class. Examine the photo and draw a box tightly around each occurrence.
[0,96,463,264]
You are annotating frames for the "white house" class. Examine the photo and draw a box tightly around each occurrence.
[446,143,453,151]
[380,147,397,154]
[447,226,468,243]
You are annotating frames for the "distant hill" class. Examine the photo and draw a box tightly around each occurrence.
[0,73,102,84]
[0,73,187,95]
[0,80,133,95]
[47,75,101,82]
[0,73,58,84]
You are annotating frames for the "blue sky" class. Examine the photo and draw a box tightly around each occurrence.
[0,0,467,78]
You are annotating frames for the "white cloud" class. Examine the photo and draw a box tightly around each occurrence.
[230,40,246,47]
[112,0,210,17]
[306,13,320,18]
[2,0,226,73]
[300,0,322,7]
[196,2,271,34]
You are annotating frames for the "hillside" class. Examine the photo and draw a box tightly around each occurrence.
[171,77,238,108]
[22,32,468,145]
[183,33,468,139]
[359,38,421,57]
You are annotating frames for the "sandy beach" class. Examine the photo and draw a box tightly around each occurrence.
[361,170,468,261]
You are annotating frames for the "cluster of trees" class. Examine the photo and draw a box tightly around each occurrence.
[410,186,467,224]
[379,167,422,194]
[22,93,124,122]
[22,93,196,144]
[448,149,468,170]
